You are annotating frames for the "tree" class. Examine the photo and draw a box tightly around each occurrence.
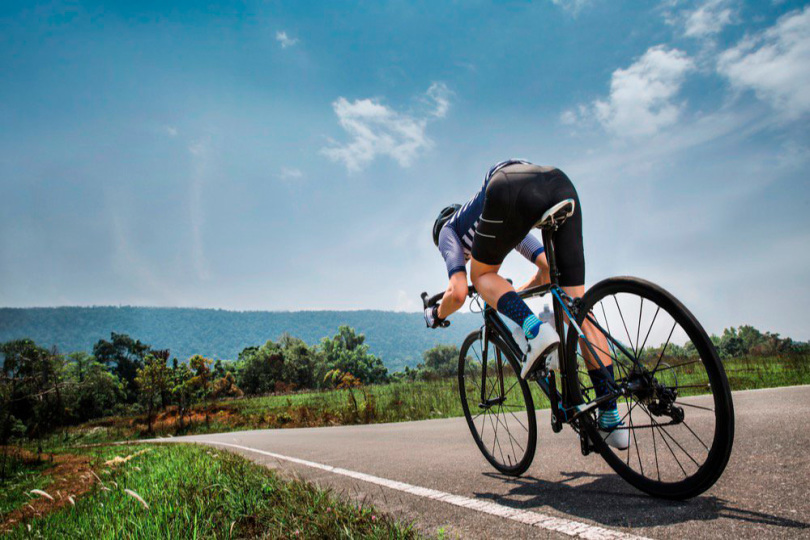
[93,333,150,402]
[66,352,125,423]
[135,354,171,433]
[280,333,324,390]
[189,355,213,424]
[172,362,195,431]
[0,339,67,453]
[237,342,284,395]
[212,372,243,400]
[418,344,459,379]
[321,326,388,384]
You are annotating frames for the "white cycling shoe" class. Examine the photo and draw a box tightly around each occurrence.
[517,323,560,379]
[598,413,630,450]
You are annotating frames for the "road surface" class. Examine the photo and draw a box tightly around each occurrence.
[165,385,810,539]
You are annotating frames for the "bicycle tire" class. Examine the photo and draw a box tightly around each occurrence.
[458,329,537,476]
[564,276,735,499]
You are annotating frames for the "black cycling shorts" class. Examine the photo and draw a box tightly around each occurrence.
[471,164,585,286]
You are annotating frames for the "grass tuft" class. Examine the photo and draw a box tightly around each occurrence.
[4,444,420,539]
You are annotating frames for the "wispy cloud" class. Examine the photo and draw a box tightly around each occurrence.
[717,6,810,120]
[563,46,694,138]
[275,30,298,49]
[278,167,304,182]
[322,83,451,172]
[550,0,592,15]
[425,82,452,118]
[684,0,735,37]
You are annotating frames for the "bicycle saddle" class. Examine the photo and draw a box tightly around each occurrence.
[534,198,576,230]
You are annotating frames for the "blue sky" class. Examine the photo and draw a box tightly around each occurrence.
[1,0,808,339]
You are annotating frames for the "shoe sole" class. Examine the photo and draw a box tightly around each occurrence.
[520,342,559,379]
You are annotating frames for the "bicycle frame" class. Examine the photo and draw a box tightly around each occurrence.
[476,227,630,426]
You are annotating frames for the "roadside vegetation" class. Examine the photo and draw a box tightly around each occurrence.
[0,323,807,537]
[2,324,809,450]
[0,443,419,538]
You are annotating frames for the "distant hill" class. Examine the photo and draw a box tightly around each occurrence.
[0,307,493,372]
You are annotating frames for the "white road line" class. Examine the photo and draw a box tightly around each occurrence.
[197,440,652,540]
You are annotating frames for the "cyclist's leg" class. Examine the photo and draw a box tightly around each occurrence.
[562,284,612,370]
[469,259,510,306]
[549,172,622,435]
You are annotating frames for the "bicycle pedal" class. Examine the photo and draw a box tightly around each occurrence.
[550,410,563,433]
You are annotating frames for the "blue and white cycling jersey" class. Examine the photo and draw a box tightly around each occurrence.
[438,159,545,277]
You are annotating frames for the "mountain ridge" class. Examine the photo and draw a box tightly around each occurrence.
[0,306,487,372]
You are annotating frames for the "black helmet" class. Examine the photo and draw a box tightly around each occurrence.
[432,204,461,246]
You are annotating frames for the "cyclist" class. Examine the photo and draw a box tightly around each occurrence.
[425,159,629,449]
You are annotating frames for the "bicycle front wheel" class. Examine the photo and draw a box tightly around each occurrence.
[565,276,735,499]
[458,330,537,476]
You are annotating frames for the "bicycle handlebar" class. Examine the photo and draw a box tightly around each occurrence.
[421,278,529,310]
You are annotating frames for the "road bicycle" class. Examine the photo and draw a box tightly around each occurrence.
[421,199,735,499]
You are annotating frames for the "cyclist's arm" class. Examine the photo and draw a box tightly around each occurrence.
[437,226,469,320]
[514,233,550,292]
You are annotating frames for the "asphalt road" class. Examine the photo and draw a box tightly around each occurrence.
[166,385,810,539]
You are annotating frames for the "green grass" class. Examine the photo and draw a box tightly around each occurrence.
[55,353,810,447]
[4,444,419,539]
[0,453,54,516]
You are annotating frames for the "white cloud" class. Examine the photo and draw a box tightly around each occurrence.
[165,125,178,137]
[322,83,451,172]
[551,0,592,15]
[275,30,298,49]
[593,46,694,137]
[425,82,452,118]
[717,6,810,119]
[278,167,304,182]
[682,0,736,38]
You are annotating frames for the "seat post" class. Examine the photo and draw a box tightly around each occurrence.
[542,228,561,286]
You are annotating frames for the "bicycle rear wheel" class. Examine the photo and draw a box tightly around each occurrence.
[564,277,735,499]
[458,330,537,476]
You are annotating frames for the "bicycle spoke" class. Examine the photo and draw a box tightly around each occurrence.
[641,403,701,469]
[637,305,661,360]
[491,413,507,465]
[507,409,529,432]
[636,297,643,359]
[671,383,711,390]
[654,417,687,477]
[650,322,677,375]
[681,418,710,452]
[496,404,524,456]
[677,402,715,412]
[629,396,644,476]
[600,303,619,359]
[613,294,637,357]
[653,359,699,372]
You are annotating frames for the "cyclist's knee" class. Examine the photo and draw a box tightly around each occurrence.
[470,258,499,285]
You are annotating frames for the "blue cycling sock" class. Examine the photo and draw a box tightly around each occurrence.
[588,363,617,412]
[598,408,621,429]
[496,291,542,339]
